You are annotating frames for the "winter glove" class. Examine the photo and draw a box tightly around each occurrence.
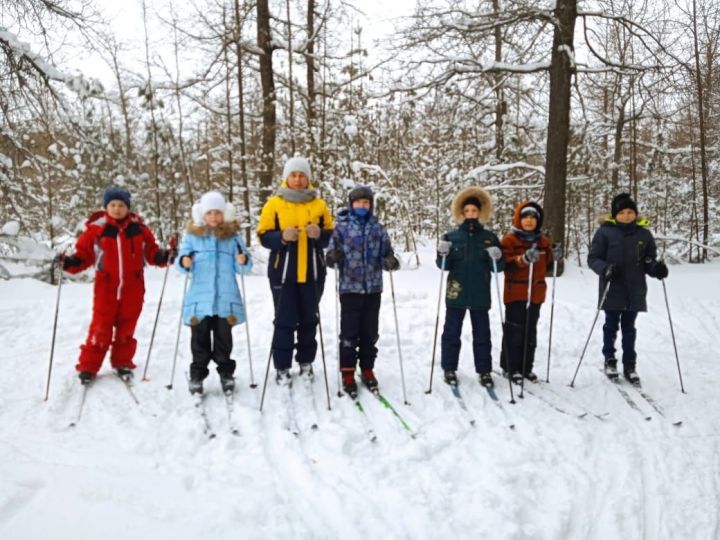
[305,224,321,239]
[325,247,344,268]
[282,228,299,242]
[154,249,175,265]
[604,264,620,282]
[435,240,450,257]
[653,260,669,280]
[522,246,540,265]
[485,246,502,261]
[59,253,82,270]
[552,243,564,262]
[180,255,193,269]
[382,254,400,272]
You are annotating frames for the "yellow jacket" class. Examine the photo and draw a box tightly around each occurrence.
[257,184,334,283]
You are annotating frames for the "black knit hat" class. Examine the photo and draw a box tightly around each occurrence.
[611,192,638,218]
[103,186,131,208]
[349,185,374,206]
[463,196,482,210]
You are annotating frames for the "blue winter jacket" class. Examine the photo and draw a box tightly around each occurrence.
[327,208,393,295]
[177,221,253,325]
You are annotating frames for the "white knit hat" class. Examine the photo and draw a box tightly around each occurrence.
[200,191,225,215]
[283,156,312,182]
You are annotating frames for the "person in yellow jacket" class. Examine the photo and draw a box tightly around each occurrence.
[257,156,334,385]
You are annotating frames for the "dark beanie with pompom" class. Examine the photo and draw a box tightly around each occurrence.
[611,193,637,218]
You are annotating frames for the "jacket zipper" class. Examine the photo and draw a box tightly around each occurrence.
[116,233,124,300]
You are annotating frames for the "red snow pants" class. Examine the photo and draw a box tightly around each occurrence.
[76,272,145,375]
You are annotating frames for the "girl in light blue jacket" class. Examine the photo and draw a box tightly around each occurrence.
[177,191,252,395]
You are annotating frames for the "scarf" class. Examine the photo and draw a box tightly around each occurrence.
[278,187,318,203]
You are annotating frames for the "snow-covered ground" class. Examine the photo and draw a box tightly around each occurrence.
[1,242,718,540]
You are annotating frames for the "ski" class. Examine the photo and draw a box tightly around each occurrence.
[193,393,216,439]
[116,373,140,405]
[371,390,415,438]
[480,382,516,430]
[611,380,652,421]
[633,387,682,427]
[282,385,301,438]
[224,391,240,436]
[523,385,586,418]
[450,385,476,427]
[68,383,91,428]
[351,397,378,443]
[298,372,320,431]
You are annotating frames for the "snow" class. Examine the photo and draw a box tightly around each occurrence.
[1,221,20,236]
[0,243,718,539]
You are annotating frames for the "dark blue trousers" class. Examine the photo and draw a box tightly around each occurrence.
[441,307,492,374]
[602,310,638,366]
[270,279,324,370]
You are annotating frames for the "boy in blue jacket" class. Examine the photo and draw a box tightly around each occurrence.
[587,193,668,385]
[325,186,399,396]
[178,191,253,394]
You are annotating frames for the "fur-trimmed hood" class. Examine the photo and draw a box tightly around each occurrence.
[596,214,650,227]
[185,219,241,239]
[512,200,543,230]
[451,186,492,225]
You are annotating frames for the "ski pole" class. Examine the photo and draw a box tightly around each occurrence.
[545,249,559,383]
[389,270,409,405]
[165,272,189,390]
[425,253,447,394]
[661,277,685,393]
[520,244,537,399]
[311,240,332,411]
[142,234,177,381]
[259,247,290,412]
[44,255,65,401]
[492,257,515,404]
[237,244,257,388]
[569,280,611,387]
[334,267,342,397]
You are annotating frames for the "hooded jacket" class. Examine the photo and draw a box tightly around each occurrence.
[587,216,660,312]
[177,220,252,325]
[436,187,503,309]
[500,201,553,304]
[327,208,393,295]
[256,179,334,284]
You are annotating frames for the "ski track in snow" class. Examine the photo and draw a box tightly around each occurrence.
[1,249,719,539]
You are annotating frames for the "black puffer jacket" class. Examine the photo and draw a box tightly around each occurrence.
[587,217,662,312]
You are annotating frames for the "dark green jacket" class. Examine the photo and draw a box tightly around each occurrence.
[436,219,504,309]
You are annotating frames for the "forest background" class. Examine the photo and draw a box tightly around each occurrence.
[1,0,718,278]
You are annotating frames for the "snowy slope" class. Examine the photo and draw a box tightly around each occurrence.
[0,243,718,540]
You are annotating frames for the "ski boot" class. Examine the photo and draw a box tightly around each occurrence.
[78,371,95,385]
[623,366,641,386]
[276,369,292,387]
[360,369,379,393]
[342,369,358,398]
[443,370,458,386]
[604,358,619,380]
[188,378,203,395]
[298,362,314,380]
[115,367,134,382]
[220,375,235,394]
[524,371,539,383]
[503,370,523,385]
[479,372,494,388]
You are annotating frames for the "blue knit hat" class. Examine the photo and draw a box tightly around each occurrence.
[103,186,131,208]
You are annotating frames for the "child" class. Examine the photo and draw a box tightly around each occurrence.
[256,156,334,386]
[177,191,253,395]
[587,193,668,385]
[325,185,399,396]
[500,201,562,383]
[60,186,175,384]
[436,186,504,388]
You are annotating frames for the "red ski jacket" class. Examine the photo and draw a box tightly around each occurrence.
[65,210,167,295]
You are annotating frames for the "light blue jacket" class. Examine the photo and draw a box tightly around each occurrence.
[177,221,252,326]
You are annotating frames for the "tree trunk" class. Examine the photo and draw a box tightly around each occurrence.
[286,0,295,154]
[542,0,576,274]
[257,0,277,200]
[492,0,505,161]
[692,0,710,262]
[306,0,316,158]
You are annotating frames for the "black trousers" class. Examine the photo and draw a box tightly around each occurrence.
[339,293,382,371]
[500,301,541,375]
[190,315,236,381]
